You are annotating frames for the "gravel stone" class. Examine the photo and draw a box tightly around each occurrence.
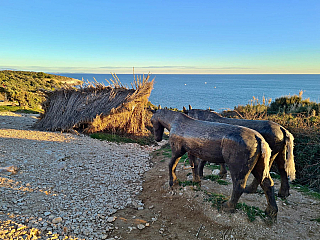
[137,224,146,230]
[0,112,162,239]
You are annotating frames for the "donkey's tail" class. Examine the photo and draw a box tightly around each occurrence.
[258,135,272,182]
[281,127,296,180]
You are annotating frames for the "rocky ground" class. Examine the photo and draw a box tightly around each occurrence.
[0,112,320,239]
[0,112,159,239]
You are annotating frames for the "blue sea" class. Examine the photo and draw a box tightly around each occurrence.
[59,74,320,112]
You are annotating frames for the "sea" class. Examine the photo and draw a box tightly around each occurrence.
[59,74,320,112]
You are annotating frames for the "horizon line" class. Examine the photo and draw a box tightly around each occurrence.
[1,69,320,75]
[52,72,320,75]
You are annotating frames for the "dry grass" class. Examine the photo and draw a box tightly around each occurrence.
[34,73,154,136]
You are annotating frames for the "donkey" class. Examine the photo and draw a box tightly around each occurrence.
[151,109,278,219]
[183,106,295,198]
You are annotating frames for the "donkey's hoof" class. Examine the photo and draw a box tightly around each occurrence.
[265,206,278,223]
[222,202,235,213]
[278,189,290,199]
[265,213,277,224]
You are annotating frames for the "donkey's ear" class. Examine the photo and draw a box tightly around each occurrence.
[189,105,192,110]
[182,106,187,113]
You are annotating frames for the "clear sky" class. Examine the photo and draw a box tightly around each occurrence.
[0,0,319,74]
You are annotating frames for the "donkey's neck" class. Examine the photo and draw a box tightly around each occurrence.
[158,111,183,131]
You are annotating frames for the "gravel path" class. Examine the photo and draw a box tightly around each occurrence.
[0,112,159,239]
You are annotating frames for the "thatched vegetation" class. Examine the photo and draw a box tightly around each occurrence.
[34,74,154,136]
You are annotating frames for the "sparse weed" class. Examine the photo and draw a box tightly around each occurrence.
[217,179,229,185]
[90,132,155,146]
[178,180,200,188]
[204,191,228,210]
[203,175,221,181]
[236,203,266,222]
[291,184,320,200]
[203,175,230,185]
[205,164,221,170]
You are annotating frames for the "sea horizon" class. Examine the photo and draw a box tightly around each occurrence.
[59,73,320,112]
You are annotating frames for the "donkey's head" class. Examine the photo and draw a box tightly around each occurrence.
[151,110,165,142]
[183,105,221,121]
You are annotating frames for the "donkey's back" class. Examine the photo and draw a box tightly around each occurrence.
[169,114,266,165]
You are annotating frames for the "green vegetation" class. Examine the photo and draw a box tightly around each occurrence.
[0,105,40,114]
[311,217,320,223]
[232,91,320,193]
[158,143,189,164]
[90,132,156,146]
[292,184,320,200]
[204,191,228,211]
[0,70,77,110]
[204,191,267,222]
[178,180,200,187]
[205,164,221,171]
[236,203,266,222]
[203,175,230,185]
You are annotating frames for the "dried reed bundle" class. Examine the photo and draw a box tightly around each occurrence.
[34,74,154,136]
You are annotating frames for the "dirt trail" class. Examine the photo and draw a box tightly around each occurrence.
[108,146,320,240]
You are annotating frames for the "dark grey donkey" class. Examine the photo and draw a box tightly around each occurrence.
[151,109,278,219]
[184,106,295,198]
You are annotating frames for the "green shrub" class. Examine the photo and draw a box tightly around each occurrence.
[0,70,75,110]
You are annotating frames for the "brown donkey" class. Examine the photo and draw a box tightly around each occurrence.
[184,106,295,198]
[151,109,278,219]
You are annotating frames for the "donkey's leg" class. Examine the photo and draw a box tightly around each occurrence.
[275,150,290,198]
[188,154,201,184]
[198,160,206,179]
[251,163,278,221]
[219,163,228,178]
[244,154,277,194]
[261,176,278,221]
[168,156,181,187]
[222,164,250,212]
[168,144,186,187]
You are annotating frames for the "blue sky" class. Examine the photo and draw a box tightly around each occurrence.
[0,0,319,74]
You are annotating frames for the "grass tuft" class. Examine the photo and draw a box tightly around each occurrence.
[90,132,155,146]
[203,175,230,185]
[236,203,266,222]
[204,191,228,210]
[178,180,200,187]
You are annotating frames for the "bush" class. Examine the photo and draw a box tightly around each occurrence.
[268,91,320,115]
[0,70,76,110]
